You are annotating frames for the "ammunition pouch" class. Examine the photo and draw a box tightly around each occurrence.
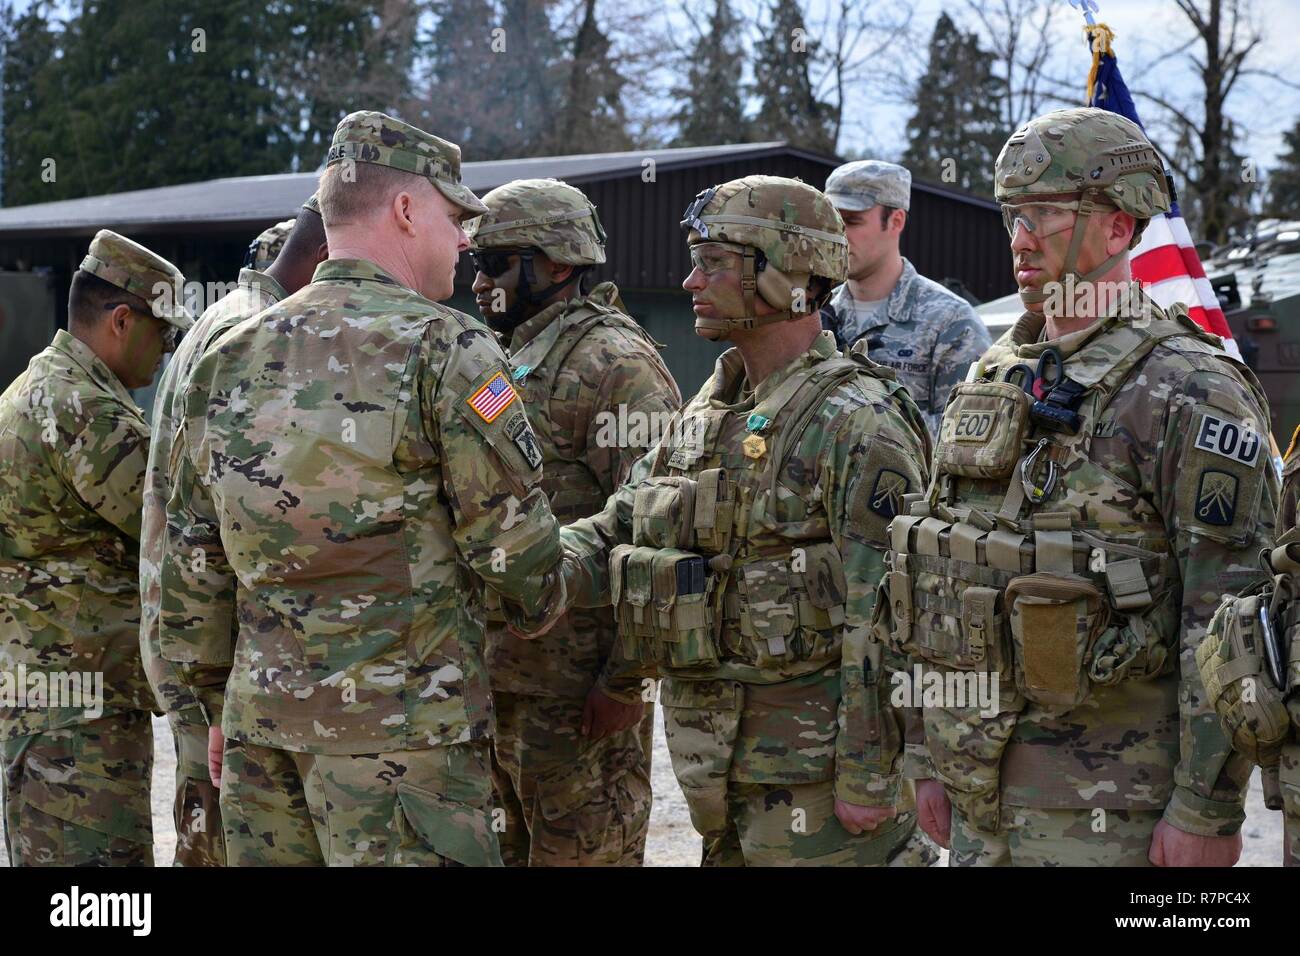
[1196,578,1295,767]
[934,381,1032,480]
[610,544,716,669]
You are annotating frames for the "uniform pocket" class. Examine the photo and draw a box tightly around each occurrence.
[388,780,503,867]
[1007,572,1108,711]
[660,679,742,842]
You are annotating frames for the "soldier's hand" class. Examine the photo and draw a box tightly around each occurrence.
[208,726,225,789]
[834,799,896,835]
[582,687,644,740]
[1147,820,1242,867]
[916,778,952,848]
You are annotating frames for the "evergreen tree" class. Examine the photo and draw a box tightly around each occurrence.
[559,0,632,152]
[901,12,1004,197]
[1265,118,1300,221]
[671,0,748,147]
[749,0,834,154]
[1,1,63,206]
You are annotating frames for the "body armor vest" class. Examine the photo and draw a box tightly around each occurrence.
[886,306,1264,828]
[611,347,909,681]
[508,295,660,522]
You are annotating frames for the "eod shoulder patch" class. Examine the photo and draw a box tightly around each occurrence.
[1193,412,1262,467]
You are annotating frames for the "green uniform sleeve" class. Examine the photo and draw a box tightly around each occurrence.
[559,447,654,610]
[1155,369,1279,836]
[428,332,566,635]
[158,373,239,726]
[58,395,150,542]
[828,400,930,806]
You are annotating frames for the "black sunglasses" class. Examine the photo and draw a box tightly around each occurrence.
[468,248,532,278]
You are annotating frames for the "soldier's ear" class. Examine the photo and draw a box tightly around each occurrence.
[108,303,134,338]
[1106,211,1136,255]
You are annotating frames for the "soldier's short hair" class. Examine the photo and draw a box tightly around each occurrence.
[317,161,430,227]
[68,270,153,328]
[877,204,903,230]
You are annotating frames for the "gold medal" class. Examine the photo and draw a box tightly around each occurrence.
[742,433,767,460]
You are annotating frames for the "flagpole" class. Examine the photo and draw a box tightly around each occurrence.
[1068,0,1099,26]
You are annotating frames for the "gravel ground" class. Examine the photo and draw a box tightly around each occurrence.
[0,711,1283,867]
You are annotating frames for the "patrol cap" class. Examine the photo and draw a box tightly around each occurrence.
[325,110,488,218]
[301,191,321,215]
[245,219,295,272]
[78,229,193,330]
[825,159,912,212]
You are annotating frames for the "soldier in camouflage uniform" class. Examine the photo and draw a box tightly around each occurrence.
[468,179,681,865]
[559,175,937,866]
[0,231,192,865]
[886,108,1277,866]
[139,195,327,867]
[1197,425,1300,866]
[159,112,568,866]
[820,161,991,442]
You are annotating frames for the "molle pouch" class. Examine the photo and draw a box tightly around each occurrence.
[738,557,798,668]
[933,381,1031,480]
[649,549,717,669]
[610,545,658,661]
[632,476,697,549]
[693,468,735,555]
[1194,590,1291,767]
[1006,572,1108,712]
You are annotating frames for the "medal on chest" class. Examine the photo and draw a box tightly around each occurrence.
[743,412,770,460]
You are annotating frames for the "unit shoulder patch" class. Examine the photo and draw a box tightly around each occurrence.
[1195,469,1238,527]
[869,468,910,519]
[1193,412,1262,468]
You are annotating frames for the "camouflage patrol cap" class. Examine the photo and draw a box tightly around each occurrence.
[326,110,488,218]
[246,219,295,272]
[995,107,1170,221]
[680,175,848,281]
[825,159,911,212]
[468,179,606,265]
[301,192,321,215]
[79,230,193,330]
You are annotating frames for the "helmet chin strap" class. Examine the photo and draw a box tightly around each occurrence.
[693,248,795,341]
[491,253,582,332]
[1019,190,1130,306]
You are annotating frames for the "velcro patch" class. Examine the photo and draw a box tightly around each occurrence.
[953,410,994,443]
[467,371,518,423]
[507,414,543,470]
[1194,413,1262,467]
[1196,469,1238,527]
[868,469,910,519]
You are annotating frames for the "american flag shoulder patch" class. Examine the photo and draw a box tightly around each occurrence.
[467,370,518,423]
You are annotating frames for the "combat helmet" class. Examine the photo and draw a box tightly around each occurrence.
[680,174,848,340]
[244,219,295,272]
[467,178,606,328]
[995,107,1171,304]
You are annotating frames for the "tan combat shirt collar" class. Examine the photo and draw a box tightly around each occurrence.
[311,258,408,290]
[1010,281,1158,362]
[238,267,289,304]
[708,329,839,411]
[49,328,137,409]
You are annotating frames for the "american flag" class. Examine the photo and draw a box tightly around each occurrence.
[1086,29,1241,359]
[467,371,517,423]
